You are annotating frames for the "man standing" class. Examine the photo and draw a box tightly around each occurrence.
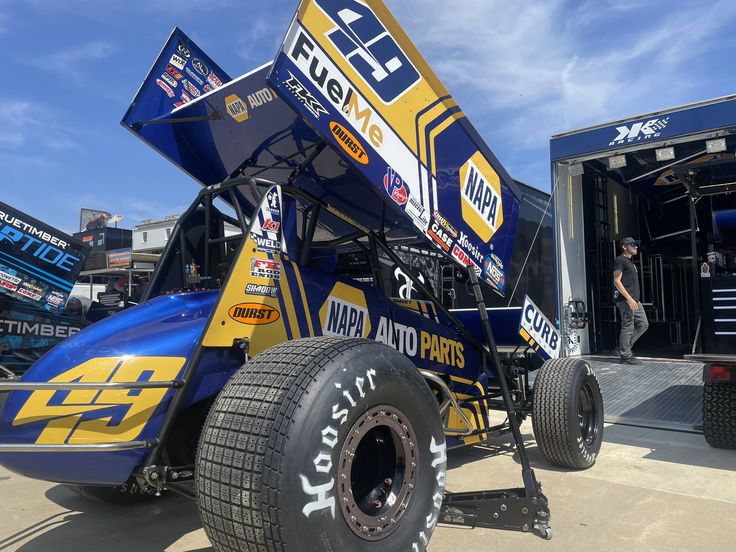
[613,237,649,364]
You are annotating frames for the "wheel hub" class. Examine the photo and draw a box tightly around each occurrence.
[337,404,417,540]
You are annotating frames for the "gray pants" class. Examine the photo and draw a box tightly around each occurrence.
[617,301,649,358]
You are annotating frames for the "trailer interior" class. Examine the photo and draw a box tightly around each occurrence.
[551,97,736,359]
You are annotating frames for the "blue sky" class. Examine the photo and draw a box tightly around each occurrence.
[2,0,736,235]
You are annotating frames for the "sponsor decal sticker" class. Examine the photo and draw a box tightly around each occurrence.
[0,279,17,292]
[433,211,458,238]
[228,303,280,325]
[176,40,191,59]
[330,121,368,164]
[482,254,505,291]
[460,152,503,243]
[383,167,408,205]
[283,70,328,119]
[405,195,430,231]
[185,67,204,86]
[428,221,451,252]
[182,79,201,98]
[519,295,560,360]
[250,258,281,279]
[203,84,212,93]
[251,233,280,254]
[169,53,186,70]
[156,78,175,98]
[180,92,192,104]
[17,287,43,301]
[166,65,183,79]
[245,283,278,297]
[0,270,21,285]
[225,94,249,123]
[161,72,178,88]
[192,58,209,77]
[207,72,223,88]
[319,282,371,338]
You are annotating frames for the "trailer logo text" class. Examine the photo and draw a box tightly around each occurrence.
[609,117,670,146]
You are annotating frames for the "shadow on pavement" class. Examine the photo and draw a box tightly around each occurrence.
[0,485,212,552]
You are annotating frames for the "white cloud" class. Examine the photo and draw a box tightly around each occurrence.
[38,41,117,81]
[0,100,82,153]
[386,0,736,184]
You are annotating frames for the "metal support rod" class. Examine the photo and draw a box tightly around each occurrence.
[688,190,701,342]
[204,193,211,279]
[299,204,321,266]
[288,141,326,184]
[466,268,540,498]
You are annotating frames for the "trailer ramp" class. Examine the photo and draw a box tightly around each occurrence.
[584,356,704,433]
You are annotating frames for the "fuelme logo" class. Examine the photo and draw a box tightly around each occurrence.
[288,30,384,149]
[315,0,420,104]
[609,117,670,146]
[319,282,371,338]
[459,152,503,243]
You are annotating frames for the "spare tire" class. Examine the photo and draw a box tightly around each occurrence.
[703,382,736,449]
[196,336,447,552]
[532,357,604,469]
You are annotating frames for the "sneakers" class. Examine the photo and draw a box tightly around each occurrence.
[619,356,641,365]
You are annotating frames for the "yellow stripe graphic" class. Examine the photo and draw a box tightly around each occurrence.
[292,263,314,337]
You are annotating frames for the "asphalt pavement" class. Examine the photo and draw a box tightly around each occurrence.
[0,421,734,552]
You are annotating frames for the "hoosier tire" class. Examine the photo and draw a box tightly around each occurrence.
[703,382,736,449]
[196,337,447,552]
[532,357,604,469]
[65,478,157,505]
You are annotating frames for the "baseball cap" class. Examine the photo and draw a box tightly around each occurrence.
[620,237,639,247]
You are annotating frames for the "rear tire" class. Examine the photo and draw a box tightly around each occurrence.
[196,337,447,552]
[65,478,157,505]
[532,357,604,469]
[703,382,736,449]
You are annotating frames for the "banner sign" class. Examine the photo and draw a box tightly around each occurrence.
[518,295,560,360]
[106,248,133,269]
[0,201,90,311]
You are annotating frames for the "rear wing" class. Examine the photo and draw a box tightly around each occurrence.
[122,2,522,297]
[268,0,521,295]
[0,201,89,311]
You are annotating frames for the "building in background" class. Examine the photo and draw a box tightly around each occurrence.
[133,215,179,254]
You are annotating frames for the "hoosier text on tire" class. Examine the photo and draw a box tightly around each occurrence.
[196,337,447,552]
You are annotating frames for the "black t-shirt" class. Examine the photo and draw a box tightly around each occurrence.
[613,255,640,303]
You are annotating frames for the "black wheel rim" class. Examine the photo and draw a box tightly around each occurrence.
[337,405,417,541]
[578,380,599,447]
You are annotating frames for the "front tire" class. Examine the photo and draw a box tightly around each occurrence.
[703,382,736,449]
[532,357,604,469]
[196,337,447,552]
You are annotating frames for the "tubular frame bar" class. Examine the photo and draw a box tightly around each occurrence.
[0,439,157,452]
[0,380,183,392]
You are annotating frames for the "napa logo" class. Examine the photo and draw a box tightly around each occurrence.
[319,282,371,338]
[314,0,420,104]
[459,151,504,243]
[13,357,185,445]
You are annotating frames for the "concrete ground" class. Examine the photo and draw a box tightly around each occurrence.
[0,422,734,552]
